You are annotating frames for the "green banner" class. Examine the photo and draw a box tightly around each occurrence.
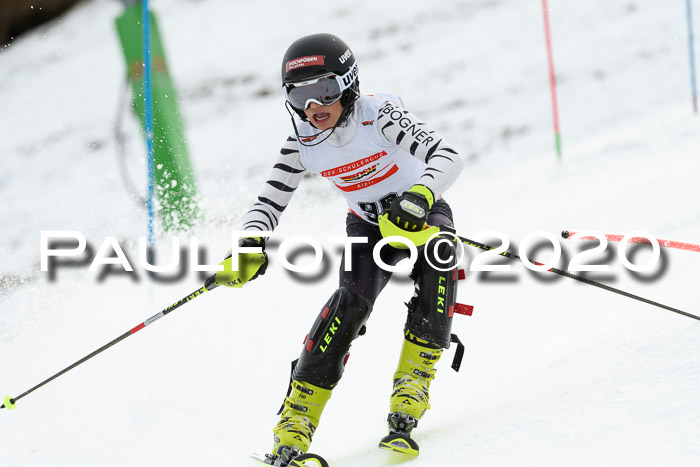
[115,4,200,231]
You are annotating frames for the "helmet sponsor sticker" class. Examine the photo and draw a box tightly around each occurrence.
[339,49,352,64]
[286,55,325,72]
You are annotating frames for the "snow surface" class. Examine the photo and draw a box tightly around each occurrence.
[1,0,699,466]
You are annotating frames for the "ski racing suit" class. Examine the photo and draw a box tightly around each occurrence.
[239,93,465,389]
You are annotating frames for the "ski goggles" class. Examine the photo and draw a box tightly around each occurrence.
[284,61,359,111]
[285,76,343,110]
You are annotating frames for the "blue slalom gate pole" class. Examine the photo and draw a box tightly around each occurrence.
[143,0,156,246]
[687,0,698,113]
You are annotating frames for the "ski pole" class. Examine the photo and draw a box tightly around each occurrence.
[456,235,699,322]
[561,230,700,254]
[1,275,219,410]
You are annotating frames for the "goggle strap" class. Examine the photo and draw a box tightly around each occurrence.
[337,61,359,91]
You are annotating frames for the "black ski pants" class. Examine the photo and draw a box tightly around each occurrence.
[291,199,456,388]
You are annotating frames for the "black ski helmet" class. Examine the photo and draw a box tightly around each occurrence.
[281,33,360,120]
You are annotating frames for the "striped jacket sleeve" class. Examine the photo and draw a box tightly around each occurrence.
[376,101,464,198]
[238,135,306,233]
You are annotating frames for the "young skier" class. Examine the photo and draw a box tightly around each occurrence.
[236,33,465,465]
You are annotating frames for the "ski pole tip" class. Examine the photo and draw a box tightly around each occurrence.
[561,230,569,239]
[2,396,17,410]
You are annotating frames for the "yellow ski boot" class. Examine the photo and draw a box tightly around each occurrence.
[379,337,443,457]
[270,380,332,464]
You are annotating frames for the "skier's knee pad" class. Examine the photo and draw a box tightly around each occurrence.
[293,287,372,389]
[405,238,459,349]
